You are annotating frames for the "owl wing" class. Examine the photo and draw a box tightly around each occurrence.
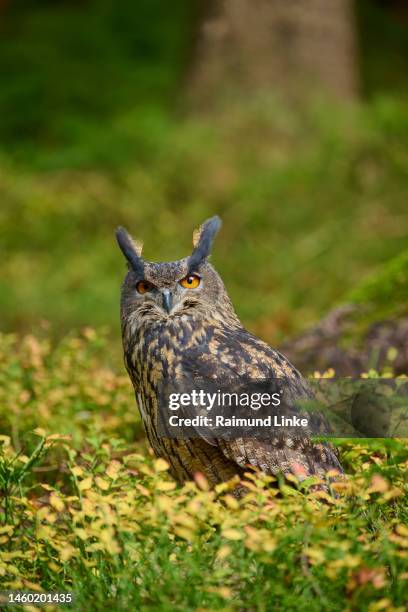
[181,326,343,482]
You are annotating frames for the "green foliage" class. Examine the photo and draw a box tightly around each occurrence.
[0,331,138,446]
[344,246,408,345]
[0,1,407,348]
[350,248,408,319]
[357,0,408,97]
[0,96,407,356]
[0,0,407,173]
[0,331,407,610]
[331,247,408,349]
[0,0,193,168]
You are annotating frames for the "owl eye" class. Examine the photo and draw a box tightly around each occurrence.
[179,274,201,289]
[136,280,154,294]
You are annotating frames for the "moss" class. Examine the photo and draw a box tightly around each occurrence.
[340,248,408,347]
[350,248,408,315]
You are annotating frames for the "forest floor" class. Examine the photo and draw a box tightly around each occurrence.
[0,331,407,610]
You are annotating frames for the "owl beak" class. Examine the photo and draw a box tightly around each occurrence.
[161,289,173,314]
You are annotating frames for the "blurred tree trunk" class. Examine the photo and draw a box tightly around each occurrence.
[189,0,358,103]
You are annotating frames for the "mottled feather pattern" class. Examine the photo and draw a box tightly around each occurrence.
[117,217,343,489]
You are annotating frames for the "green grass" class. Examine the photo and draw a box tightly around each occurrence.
[0,331,407,611]
[350,247,408,319]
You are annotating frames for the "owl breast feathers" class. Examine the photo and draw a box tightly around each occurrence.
[116,216,343,489]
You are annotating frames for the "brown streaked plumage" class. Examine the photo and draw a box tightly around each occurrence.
[116,217,343,488]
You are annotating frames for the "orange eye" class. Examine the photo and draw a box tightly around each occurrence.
[136,280,154,294]
[179,274,201,289]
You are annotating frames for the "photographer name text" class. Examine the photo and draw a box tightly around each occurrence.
[168,415,309,428]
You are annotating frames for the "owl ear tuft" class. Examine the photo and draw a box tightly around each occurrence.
[192,227,201,248]
[115,226,144,275]
[131,238,143,257]
[189,216,222,271]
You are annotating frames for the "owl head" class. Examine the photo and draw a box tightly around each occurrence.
[116,216,237,326]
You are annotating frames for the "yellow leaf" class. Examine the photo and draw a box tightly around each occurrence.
[396,524,408,537]
[174,513,196,530]
[136,484,151,497]
[206,586,232,599]
[368,599,392,612]
[369,475,389,493]
[383,487,402,501]
[128,549,140,562]
[86,543,105,553]
[37,507,51,522]
[40,484,53,491]
[78,477,93,492]
[33,428,46,437]
[71,466,84,477]
[304,547,325,564]
[218,587,232,599]
[139,465,154,477]
[222,529,243,541]
[36,525,56,540]
[48,561,61,573]
[343,554,362,569]
[47,433,71,442]
[106,460,121,479]
[82,497,95,516]
[223,495,239,510]
[326,469,342,478]
[216,545,231,560]
[312,490,336,505]
[262,538,276,553]
[74,528,89,541]
[49,493,64,512]
[95,477,110,491]
[0,526,13,536]
[157,495,174,512]
[194,472,209,491]
[154,458,170,472]
[156,480,176,492]
[59,545,76,562]
[174,526,195,541]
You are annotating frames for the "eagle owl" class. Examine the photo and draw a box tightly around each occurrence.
[116,217,343,487]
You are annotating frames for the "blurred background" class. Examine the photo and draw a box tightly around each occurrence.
[0,0,407,365]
